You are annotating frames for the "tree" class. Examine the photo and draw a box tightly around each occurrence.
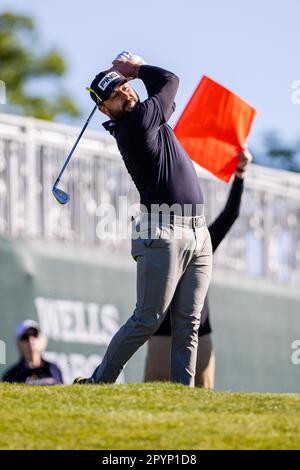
[0,11,80,120]
[253,131,300,173]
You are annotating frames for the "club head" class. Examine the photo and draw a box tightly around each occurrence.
[52,187,70,205]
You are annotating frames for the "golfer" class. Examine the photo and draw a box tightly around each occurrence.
[75,52,212,386]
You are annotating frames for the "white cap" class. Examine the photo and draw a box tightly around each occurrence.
[16,319,40,339]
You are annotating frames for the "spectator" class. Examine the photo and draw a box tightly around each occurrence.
[144,148,252,388]
[2,319,63,385]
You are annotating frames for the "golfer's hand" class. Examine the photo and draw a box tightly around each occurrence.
[113,51,146,65]
[235,147,253,179]
[112,51,145,79]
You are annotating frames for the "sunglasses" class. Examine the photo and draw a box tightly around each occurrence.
[86,87,103,106]
[19,329,39,341]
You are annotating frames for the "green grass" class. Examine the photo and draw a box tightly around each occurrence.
[0,383,300,449]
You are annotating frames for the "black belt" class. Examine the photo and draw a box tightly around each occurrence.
[136,214,206,229]
[168,215,206,229]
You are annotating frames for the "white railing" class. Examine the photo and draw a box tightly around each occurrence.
[1,112,300,284]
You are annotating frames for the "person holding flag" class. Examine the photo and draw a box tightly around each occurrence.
[144,148,253,388]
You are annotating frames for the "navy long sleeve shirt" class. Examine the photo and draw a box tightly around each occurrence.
[2,359,63,385]
[103,65,204,215]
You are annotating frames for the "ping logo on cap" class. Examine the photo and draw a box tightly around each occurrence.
[98,72,120,91]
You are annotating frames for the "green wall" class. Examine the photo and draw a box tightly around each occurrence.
[0,236,145,384]
[0,236,300,391]
[211,271,300,392]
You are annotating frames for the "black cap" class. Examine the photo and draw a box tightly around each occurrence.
[16,319,40,339]
[88,69,127,105]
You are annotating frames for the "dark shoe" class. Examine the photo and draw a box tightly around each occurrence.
[73,376,92,384]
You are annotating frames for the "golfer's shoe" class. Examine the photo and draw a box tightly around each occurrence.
[73,376,94,385]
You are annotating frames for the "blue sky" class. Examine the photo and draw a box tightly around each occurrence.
[3,0,300,148]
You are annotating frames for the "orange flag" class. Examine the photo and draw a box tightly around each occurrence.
[174,76,257,182]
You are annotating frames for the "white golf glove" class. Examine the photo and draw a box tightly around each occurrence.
[112,51,146,65]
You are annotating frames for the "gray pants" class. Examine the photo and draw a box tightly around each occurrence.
[91,214,212,386]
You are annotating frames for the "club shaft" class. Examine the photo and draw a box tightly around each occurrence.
[54,105,98,186]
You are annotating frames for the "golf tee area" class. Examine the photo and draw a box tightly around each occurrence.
[1,383,299,450]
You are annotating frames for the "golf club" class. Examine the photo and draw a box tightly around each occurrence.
[52,104,98,204]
